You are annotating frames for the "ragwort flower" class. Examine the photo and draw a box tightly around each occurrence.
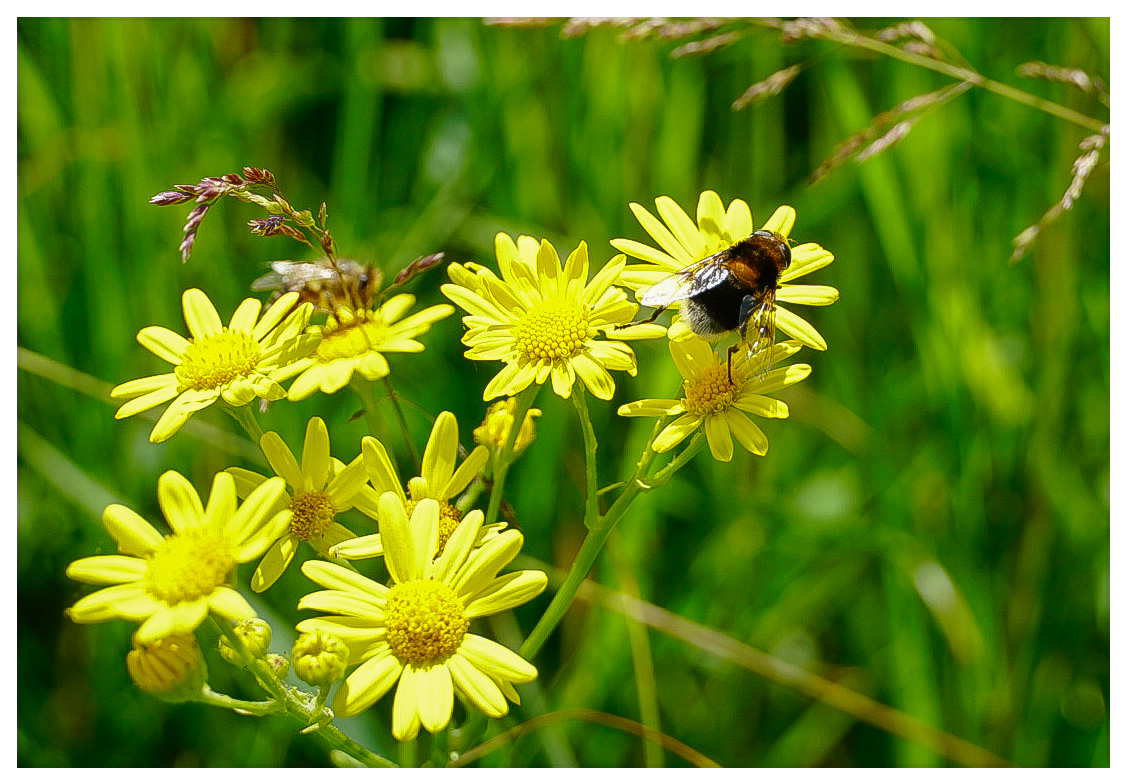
[111,289,317,442]
[298,493,547,740]
[332,410,500,560]
[441,233,664,402]
[285,294,454,401]
[226,416,377,592]
[611,191,838,350]
[618,335,811,461]
[66,471,290,642]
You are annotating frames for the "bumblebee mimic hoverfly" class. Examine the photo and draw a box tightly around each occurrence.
[251,257,383,313]
[251,252,446,314]
[637,229,792,381]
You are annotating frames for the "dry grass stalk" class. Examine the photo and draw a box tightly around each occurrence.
[732,64,804,110]
[1010,129,1109,262]
[1016,60,1109,104]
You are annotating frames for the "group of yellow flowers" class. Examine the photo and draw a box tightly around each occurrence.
[66,190,837,748]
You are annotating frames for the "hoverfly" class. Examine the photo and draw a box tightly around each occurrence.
[251,257,383,313]
[637,229,791,381]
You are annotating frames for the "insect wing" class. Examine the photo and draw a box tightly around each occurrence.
[250,271,285,292]
[251,261,336,292]
[640,252,732,307]
[744,295,779,376]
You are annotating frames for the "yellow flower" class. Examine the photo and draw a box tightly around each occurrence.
[285,294,454,401]
[332,411,499,560]
[441,233,665,401]
[66,471,290,642]
[611,191,838,349]
[111,289,317,442]
[225,416,376,592]
[298,493,547,740]
[617,335,811,461]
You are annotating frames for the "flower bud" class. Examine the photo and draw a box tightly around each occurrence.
[474,399,541,457]
[265,652,291,680]
[126,633,207,702]
[293,630,349,689]
[217,618,272,667]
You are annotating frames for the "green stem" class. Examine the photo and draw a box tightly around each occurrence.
[485,385,538,525]
[520,431,706,660]
[399,736,418,767]
[222,401,264,444]
[349,378,386,444]
[571,387,600,529]
[382,377,421,472]
[209,616,394,767]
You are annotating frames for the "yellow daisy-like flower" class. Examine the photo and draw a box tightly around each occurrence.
[285,294,454,401]
[617,335,812,462]
[66,471,290,642]
[441,233,665,402]
[298,493,547,740]
[611,191,838,350]
[111,289,317,443]
[225,416,377,592]
[332,410,499,560]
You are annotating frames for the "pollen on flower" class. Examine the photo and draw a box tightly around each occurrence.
[515,302,590,361]
[289,491,336,541]
[684,364,739,416]
[145,526,236,605]
[176,329,262,390]
[384,579,469,665]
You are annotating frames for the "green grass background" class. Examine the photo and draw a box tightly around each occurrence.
[16,17,1109,767]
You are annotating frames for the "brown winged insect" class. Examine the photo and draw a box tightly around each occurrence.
[637,230,791,381]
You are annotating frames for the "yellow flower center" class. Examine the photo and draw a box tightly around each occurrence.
[384,579,469,666]
[684,364,740,416]
[404,498,463,553]
[290,491,336,541]
[515,301,591,361]
[314,314,387,361]
[145,525,236,605]
[176,329,262,390]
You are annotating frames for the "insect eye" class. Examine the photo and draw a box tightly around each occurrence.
[779,243,792,269]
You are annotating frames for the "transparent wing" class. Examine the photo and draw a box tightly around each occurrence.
[640,252,733,307]
[251,261,336,292]
[743,295,779,377]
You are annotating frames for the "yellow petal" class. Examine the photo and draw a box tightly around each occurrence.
[334,650,402,717]
[181,288,223,339]
[102,505,166,556]
[157,471,205,534]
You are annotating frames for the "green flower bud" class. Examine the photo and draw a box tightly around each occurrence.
[218,618,272,667]
[292,630,349,689]
[265,652,290,680]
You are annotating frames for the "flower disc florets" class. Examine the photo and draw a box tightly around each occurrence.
[289,491,337,542]
[176,328,263,390]
[145,526,236,606]
[516,301,591,361]
[684,364,739,416]
[384,580,470,666]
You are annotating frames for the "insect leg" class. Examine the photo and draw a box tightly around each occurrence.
[621,302,669,329]
[737,294,760,341]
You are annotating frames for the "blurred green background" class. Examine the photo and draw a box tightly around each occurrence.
[17,18,1109,767]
